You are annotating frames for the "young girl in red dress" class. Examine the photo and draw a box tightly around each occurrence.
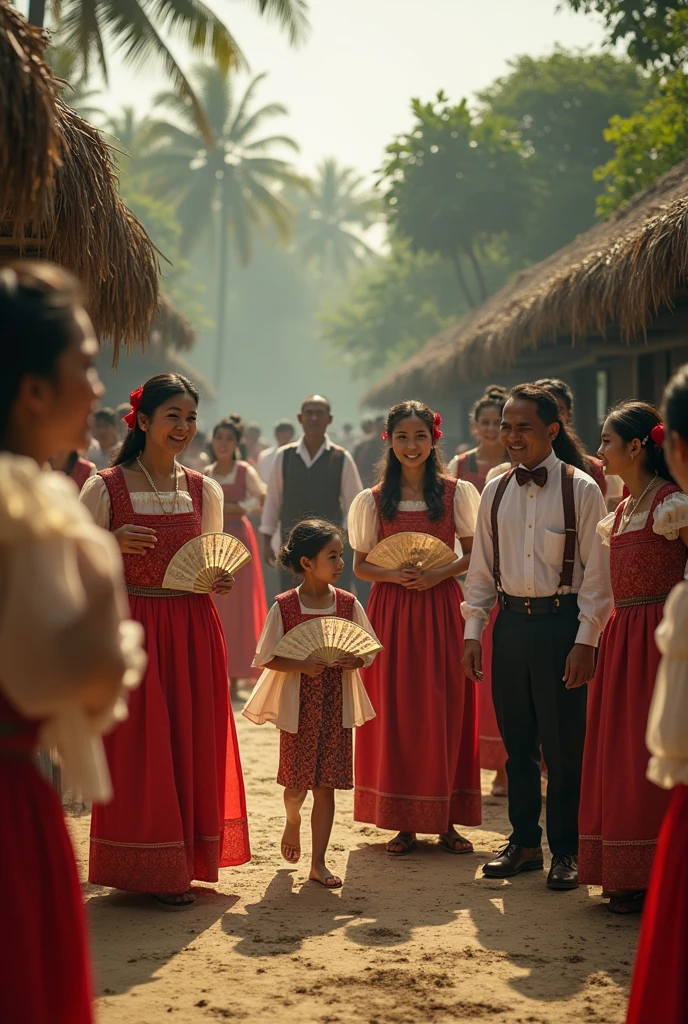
[81,374,251,909]
[245,519,379,888]
[350,400,481,856]
[206,416,267,697]
[449,386,509,797]
[627,367,688,1022]
[0,262,145,1023]
[579,401,688,915]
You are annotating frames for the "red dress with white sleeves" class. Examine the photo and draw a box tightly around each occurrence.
[0,694,93,1023]
[354,479,481,833]
[276,588,354,790]
[455,453,506,774]
[89,466,250,892]
[211,462,267,681]
[579,484,687,890]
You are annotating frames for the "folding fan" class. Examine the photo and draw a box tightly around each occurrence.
[273,617,383,666]
[162,532,251,594]
[366,532,457,571]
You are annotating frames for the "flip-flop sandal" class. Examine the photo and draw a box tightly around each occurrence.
[438,833,474,855]
[387,833,417,857]
[152,892,196,911]
[310,874,343,889]
[607,891,645,915]
[491,785,508,798]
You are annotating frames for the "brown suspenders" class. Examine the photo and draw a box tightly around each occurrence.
[490,462,577,592]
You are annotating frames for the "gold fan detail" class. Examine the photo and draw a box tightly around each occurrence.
[273,617,382,666]
[162,532,251,594]
[366,532,457,571]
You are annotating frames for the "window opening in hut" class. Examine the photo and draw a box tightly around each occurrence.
[596,370,608,424]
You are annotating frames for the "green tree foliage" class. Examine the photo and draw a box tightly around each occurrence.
[564,1,688,69]
[479,49,652,259]
[294,159,380,279]
[378,93,533,309]
[594,70,688,217]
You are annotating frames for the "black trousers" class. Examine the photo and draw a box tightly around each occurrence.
[278,540,354,595]
[491,603,587,856]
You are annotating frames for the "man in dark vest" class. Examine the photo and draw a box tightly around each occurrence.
[260,395,363,592]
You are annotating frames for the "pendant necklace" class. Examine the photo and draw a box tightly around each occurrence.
[618,474,658,533]
[136,457,180,515]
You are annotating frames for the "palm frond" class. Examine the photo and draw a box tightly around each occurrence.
[242,133,300,153]
[248,0,309,45]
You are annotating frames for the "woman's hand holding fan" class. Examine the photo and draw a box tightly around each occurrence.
[162,533,251,594]
[210,572,235,595]
[366,533,457,585]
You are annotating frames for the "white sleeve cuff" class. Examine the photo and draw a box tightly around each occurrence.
[575,621,601,648]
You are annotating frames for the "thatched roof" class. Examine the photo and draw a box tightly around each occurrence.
[150,293,197,352]
[364,159,688,406]
[0,0,159,355]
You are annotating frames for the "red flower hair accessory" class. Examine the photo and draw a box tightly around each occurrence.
[650,422,666,445]
[122,384,144,429]
[381,429,389,441]
[432,411,443,442]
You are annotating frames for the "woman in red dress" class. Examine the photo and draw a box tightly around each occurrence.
[0,261,145,1023]
[579,401,688,914]
[350,400,481,856]
[206,417,267,697]
[627,367,688,1022]
[449,386,509,796]
[81,374,251,909]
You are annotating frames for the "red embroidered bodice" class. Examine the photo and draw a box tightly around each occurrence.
[100,466,205,587]
[455,451,486,493]
[276,588,355,631]
[610,483,687,603]
[371,477,457,547]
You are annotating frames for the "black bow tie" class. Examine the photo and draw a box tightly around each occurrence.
[515,466,548,488]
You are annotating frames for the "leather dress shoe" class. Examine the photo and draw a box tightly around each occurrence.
[483,843,544,878]
[547,854,579,890]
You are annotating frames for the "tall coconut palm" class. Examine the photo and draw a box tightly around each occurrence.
[297,158,379,279]
[31,0,309,141]
[144,63,305,383]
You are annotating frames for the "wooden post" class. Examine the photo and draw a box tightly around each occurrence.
[27,0,46,27]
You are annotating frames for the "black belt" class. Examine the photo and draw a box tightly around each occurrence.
[498,592,579,616]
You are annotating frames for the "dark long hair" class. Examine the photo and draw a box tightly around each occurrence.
[209,415,244,462]
[509,383,589,472]
[607,400,675,482]
[0,261,82,447]
[662,364,688,443]
[114,373,199,466]
[377,400,447,521]
[535,377,574,415]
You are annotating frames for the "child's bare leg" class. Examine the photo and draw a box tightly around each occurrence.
[282,788,307,864]
[309,787,341,888]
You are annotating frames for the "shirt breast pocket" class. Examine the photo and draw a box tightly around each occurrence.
[543,528,565,567]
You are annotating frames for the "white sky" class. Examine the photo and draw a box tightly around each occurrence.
[31,0,608,178]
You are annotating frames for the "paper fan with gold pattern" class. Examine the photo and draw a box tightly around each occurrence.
[162,532,251,594]
[366,531,457,571]
[273,617,382,666]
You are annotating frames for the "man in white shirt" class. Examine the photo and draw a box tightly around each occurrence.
[462,383,611,892]
[87,408,121,470]
[261,395,363,592]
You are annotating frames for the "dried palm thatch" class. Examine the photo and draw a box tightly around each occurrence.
[364,159,688,406]
[0,0,159,356]
[150,293,197,352]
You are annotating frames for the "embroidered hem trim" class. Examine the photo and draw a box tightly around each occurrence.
[126,584,191,598]
[354,786,482,832]
[578,835,658,890]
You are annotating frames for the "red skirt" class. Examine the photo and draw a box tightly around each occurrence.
[478,607,507,772]
[354,578,481,833]
[579,603,671,890]
[626,785,688,1024]
[212,517,267,681]
[90,593,250,892]
[1,758,92,1023]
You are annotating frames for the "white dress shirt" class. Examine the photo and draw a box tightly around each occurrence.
[461,450,610,647]
[260,435,363,537]
[257,445,279,485]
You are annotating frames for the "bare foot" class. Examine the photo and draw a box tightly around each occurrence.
[230,678,240,699]
[491,769,508,797]
[309,861,342,889]
[281,818,301,864]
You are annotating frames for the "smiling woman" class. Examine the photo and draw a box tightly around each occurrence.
[79,372,251,908]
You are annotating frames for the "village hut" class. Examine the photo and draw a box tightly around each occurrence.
[0,0,159,354]
[363,160,688,451]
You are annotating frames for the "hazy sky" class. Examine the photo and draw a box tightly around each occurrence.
[60,0,606,178]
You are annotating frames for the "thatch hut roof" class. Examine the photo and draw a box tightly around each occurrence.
[363,159,688,406]
[150,294,197,352]
[0,0,159,355]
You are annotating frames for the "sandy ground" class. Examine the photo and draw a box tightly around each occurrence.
[67,699,640,1024]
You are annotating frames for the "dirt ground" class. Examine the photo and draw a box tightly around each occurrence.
[68,699,639,1024]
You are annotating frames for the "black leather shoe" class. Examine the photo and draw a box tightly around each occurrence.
[547,855,579,890]
[483,843,544,878]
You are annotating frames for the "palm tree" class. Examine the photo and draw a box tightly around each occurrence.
[144,64,306,384]
[31,0,309,141]
[104,107,153,163]
[45,41,105,121]
[296,159,379,279]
